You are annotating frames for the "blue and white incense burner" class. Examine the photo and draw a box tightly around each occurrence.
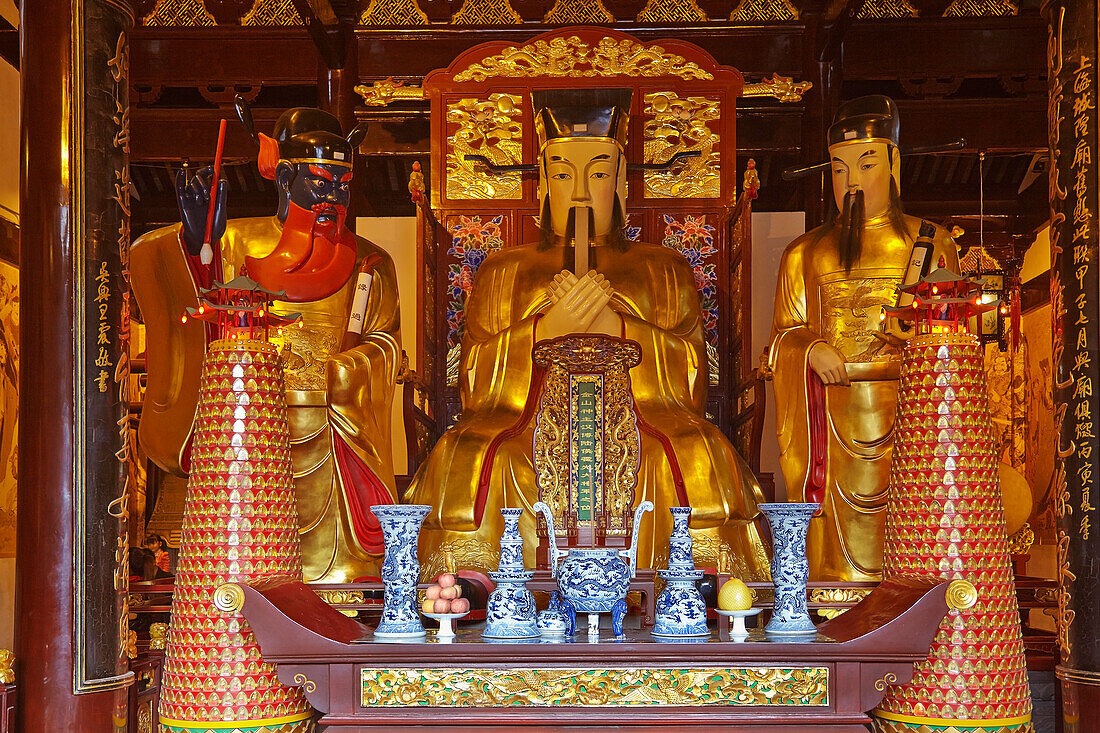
[372,504,431,639]
[652,506,708,638]
[533,500,653,638]
[483,507,540,639]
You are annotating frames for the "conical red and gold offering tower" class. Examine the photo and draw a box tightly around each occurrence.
[159,275,313,733]
[873,268,1031,732]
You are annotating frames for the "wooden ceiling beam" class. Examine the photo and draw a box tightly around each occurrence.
[292,0,361,70]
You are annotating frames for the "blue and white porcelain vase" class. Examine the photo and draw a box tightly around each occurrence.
[759,502,819,636]
[652,507,708,638]
[372,504,430,638]
[483,507,540,639]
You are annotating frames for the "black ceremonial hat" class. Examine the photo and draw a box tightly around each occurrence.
[272,107,355,168]
[532,88,632,151]
[827,95,900,149]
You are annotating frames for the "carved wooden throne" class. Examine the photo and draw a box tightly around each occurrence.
[409,26,767,472]
[531,335,644,554]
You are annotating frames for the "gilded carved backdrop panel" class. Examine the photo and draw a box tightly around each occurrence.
[452,0,523,24]
[636,0,706,21]
[446,94,524,201]
[241,0,302,24]
[729,0,797,20]
[142,0,215,25]
[359,0,429,25]
[643,92,721,199]
[543,0,614,24]
[452,36,715,83]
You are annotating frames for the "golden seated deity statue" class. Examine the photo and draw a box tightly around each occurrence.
[406,89,770,579]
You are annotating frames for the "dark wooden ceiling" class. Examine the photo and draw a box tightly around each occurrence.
[129,8,1049,240]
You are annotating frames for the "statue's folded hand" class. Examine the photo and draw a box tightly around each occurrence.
[547,270,578,304]
[808,341,849,386]
[540,272,612,339]
[325,345,374,406]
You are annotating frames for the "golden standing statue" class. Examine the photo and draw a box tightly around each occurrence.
[768,96,958,582]
[132,107,401,583]
[407,90,769,578]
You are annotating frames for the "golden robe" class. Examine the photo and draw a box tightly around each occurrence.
[407,241,769,578]
[131,217,401,582]
[768,214,958,582]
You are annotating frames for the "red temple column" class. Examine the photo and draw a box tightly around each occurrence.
[1045,0,1100,726]
[16,0,134,729]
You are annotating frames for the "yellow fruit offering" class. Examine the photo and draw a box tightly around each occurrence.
[718,578,754,611]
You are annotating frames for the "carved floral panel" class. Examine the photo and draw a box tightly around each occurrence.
[660,214,720,385]
[445,214,506,385]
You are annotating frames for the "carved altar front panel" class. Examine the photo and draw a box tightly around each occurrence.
[359,666,831,707]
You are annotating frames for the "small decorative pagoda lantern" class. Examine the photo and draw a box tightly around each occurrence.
[882,259,999,336]
[181,267,302,342]
[158,271,315,733]
[873,264,1032,732]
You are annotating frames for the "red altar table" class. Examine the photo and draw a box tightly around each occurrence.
[225,575,967,731]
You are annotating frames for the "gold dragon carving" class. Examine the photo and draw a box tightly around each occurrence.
[453,36,714,83]
[361,666,829,706]
[643,92,721,199]
[447,94,524,201]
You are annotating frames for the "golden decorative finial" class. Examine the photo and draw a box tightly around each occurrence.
[743,158,761,200]
[354,78,426,107]
[149,623,168,651]
[742,74,813,103]
[408,161,427,206]
[0,649,13,684]
[444,550,457,575]
[946,579,979,611]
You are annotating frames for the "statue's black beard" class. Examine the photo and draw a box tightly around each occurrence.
[538,199,630,263]
[817,180,908,273]
[838,189,865,273]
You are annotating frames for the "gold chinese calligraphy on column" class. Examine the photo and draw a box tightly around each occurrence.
[0,259,16,558]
